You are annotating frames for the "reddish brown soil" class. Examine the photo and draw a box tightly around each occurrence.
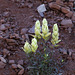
[0,0,75,75]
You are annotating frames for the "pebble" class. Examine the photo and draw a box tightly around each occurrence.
[3,49,10,56]
[13,33,21,40]
[0,62,6,69]
[61,19,73,33]
[72,13,75,21]
[37,4,46,17]
[0,25,6,31]
[28,25,35,34]
[21,28,28,35]
[6,39,18,45]
[9,60,15,64]
[17,64,24,69]
[3,11,10,17]
[18,60,23,65]
[49,2,61,10]
[61,7,70,14]
[18,3,25,8]
[0,19,6,24]
[12,64,17,69]
[63,50,67,55]
[65,11,73,18]
[27,3,33,8]
[0,57,6,63]
[18,69,24,75]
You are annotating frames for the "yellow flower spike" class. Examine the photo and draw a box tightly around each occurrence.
[41,18,51,41]
[51,24,61,46]
[45,32,51,38]
[24,41,32,54]
[31,38,38,52]
[35,20,41,39]
[53,31,58,36]
[53,23,58,31]
[42,18,48,26]
[42,18,49,34]
[51,39,55,45]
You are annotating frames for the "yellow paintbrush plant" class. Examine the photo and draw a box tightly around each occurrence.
[23,38,38,54]
[35,20,41,39]
[41,18,51,41]
[23,41,32,54]
[51,24,61,46]
[31,20,41,39]
[31,38,38,52]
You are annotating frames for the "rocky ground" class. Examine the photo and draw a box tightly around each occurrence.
[0,0,75,75]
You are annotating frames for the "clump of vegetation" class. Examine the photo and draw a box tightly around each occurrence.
[23,18,61,75]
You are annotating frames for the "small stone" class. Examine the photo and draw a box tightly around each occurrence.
[38,12,44,17]
[67,49,72,56]
[0,19,6,24]
[61,7,70,14]
[49,2,61,10]
[56,0,62,4]
[9,60,15,64]
[59,48,63,53]
[37,4,46,12]
[65,11,73,18]
[70,0,74,1]
[18,69,24,75]
[4,24,10,28]
[22,35,25,40]
[0,35,3,39]
[3,11,10,17]
[13,33,20,40]
[21,28,28,35]
[0,62,6,68]
[63,50,67,55]
[72,13,75,21]
[18,60,23,65]
[3,49,10,56]
[61,19,73,28]
[28,25,35,34]
[33,18,37,22]
[0,55,2,57]
[6,39,16,43]
[28,3,33,8]
[0,57,6,63]
[17,64,24,69]
[0,25,6,31]
[37,4,46,17]
[18,2,25,8]
[12,64,17,69]
[58,73,63,75]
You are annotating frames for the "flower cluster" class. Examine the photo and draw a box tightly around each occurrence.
[35,20,41,39]
[23,19,61,54]
[23,38,38,54]
[33,18,51,41]
[51,24,61,46]
[24,41,31,54]
[31,38,38,52]
[41,18,51,41]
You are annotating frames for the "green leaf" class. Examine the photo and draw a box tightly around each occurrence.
[45,32,51,37]
[56,40,61,44]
